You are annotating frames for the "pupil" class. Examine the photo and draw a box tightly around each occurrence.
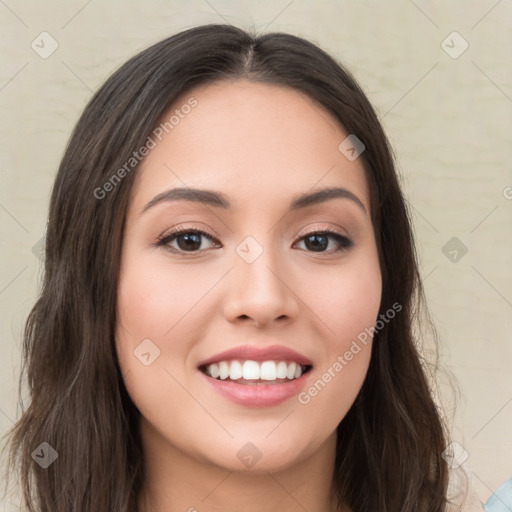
[306,234,327,252]
[179,233,201,251]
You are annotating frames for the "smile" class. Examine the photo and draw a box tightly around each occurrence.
[200,359,313,383]
[197,345,314,406]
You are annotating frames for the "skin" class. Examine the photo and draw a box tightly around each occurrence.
[115,80,382,512]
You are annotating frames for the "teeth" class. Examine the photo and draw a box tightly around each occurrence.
[242,360,260,380]
[230,360,243,380]
[219,361,230,380]
[260,361,277,381]
[276,361,288,379]
[203,360,308,382]
[209,363,220,379]
[287,362,297,380]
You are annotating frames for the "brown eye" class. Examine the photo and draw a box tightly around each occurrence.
[156,229,219,253]
[295,230,353,253]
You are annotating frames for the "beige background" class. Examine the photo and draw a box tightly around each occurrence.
[1,1,511,509]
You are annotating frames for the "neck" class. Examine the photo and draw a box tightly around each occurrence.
[137,418,345,512]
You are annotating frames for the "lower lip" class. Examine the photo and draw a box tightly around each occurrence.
[199,370,311,407]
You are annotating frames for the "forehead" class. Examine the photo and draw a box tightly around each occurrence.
[131,80,370,213]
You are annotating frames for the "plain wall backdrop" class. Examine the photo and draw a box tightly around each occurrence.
[1,1,511,510]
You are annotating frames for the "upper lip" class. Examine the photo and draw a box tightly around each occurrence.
[197,345,313,368]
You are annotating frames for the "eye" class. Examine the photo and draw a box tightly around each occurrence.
[155,228,220,253]
[154,227,353,255]
[294,229,354,253]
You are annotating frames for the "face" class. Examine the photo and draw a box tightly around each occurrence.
[115,80,382,473]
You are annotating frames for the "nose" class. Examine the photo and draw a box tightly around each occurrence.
[222,245,300,328]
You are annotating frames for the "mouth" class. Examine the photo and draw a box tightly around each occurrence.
[197,345,314,406]
[199,359,313,385]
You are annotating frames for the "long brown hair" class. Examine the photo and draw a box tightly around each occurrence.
[1,24,449,511]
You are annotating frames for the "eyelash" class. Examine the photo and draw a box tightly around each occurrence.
[154,226,354,255]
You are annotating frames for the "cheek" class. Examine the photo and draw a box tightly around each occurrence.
[332,267,381,343]
[115,247,228,400]
[116,246,221,358]
[298,254,382,348]
[114,253,204,436]
[114,250,195,392]
[117,256,197,334]
[293,251,381,422]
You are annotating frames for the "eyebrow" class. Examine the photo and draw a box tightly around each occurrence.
[141,186,367,215]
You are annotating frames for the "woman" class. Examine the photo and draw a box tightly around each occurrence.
[2,24,450,511]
